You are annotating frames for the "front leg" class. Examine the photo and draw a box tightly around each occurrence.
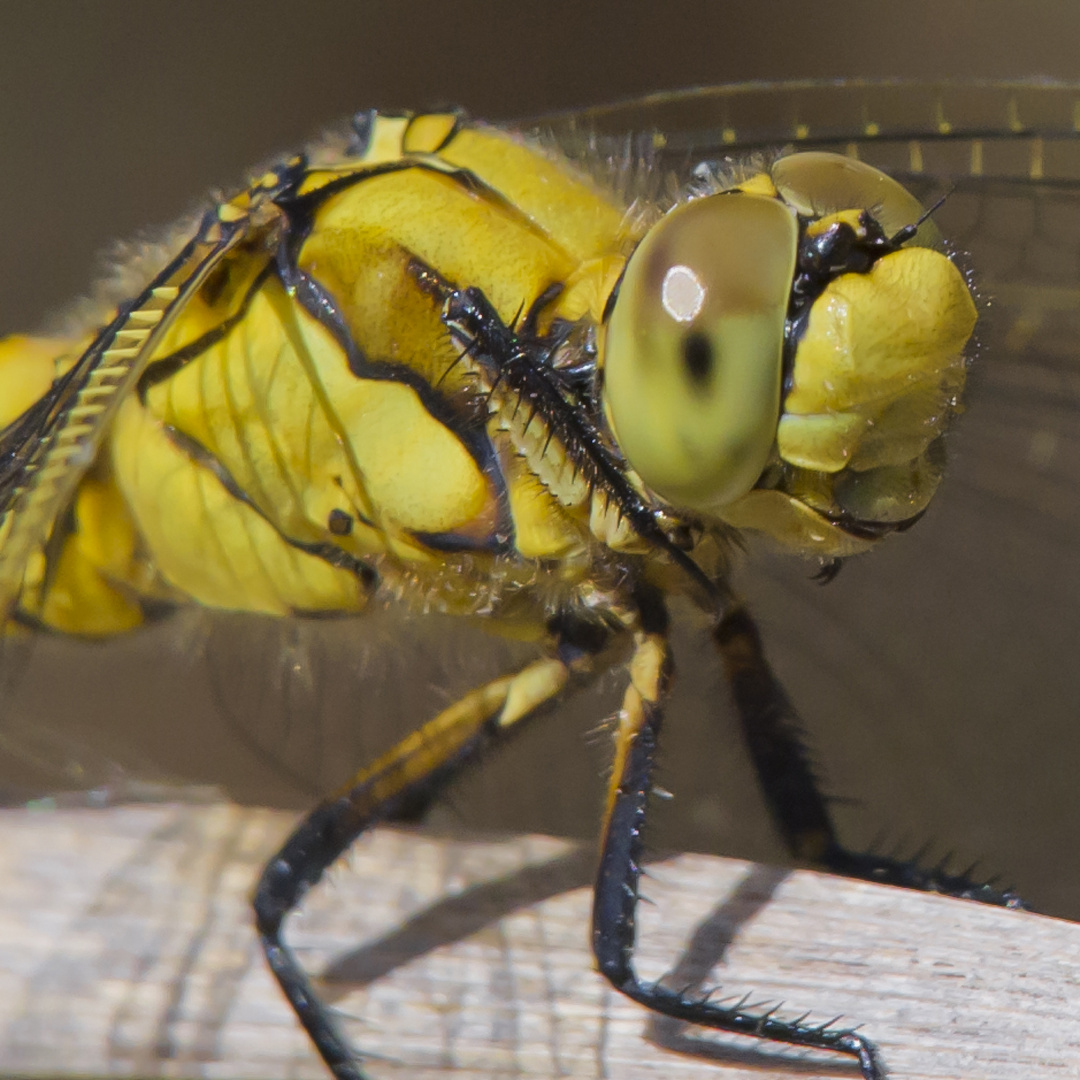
[591,586,885,1079]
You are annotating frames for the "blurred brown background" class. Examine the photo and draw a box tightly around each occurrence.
[6,0,1080,333]
[3,0,1080,922]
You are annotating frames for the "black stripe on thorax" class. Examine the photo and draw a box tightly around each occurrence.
[272,216,517,556]
[137,260,278,399]
[281,152,575,266]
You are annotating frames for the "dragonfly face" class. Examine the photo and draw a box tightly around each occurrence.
[1,81,1077,1079]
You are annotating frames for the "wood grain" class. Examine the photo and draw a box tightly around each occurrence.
[1,802,1077,1079]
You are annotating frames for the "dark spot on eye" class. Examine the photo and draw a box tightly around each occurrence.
[328,508,354,535]
[681,330,714,389]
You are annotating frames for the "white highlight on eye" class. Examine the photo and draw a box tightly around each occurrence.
[661,264,705,323]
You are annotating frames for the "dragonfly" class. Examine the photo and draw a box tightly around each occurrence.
[1,79,1079,1079]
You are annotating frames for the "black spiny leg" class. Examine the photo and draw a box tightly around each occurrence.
[715,604,1027,908]
[254,608,618,1079]
[592,588,884,1079]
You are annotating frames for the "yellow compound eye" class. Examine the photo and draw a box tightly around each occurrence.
[603,192,798,513]
[771,151,942,249]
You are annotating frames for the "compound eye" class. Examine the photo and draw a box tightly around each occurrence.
[603,192,798,512]
[771,151,942,248]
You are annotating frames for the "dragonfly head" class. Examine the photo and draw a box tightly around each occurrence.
[600,152,977,557]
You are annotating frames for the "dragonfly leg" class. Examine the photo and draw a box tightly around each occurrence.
[253,604,620,1080]
[715,603,1027,908]
[593,586,885,1078]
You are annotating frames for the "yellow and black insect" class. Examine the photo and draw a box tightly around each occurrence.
[2,81,1076,1078]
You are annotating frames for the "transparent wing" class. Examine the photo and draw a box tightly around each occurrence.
[532,79,1080,159]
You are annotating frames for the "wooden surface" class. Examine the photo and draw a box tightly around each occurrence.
[1,803,1079,1079]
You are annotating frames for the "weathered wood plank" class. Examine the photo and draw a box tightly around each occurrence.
[0,802,1078,1079]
